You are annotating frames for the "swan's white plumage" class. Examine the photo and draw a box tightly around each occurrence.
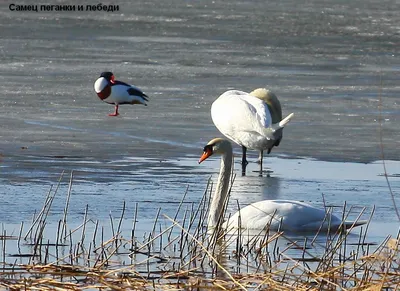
[211,90,275,150]
[225,200,344,232]
[200,138,366,232]
[211,89,293,154]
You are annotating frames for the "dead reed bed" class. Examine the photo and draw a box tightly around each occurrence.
[0,172,399,291]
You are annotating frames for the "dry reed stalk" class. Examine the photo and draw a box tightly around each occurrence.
[164,214,249,291]
[166,185,189,241]
[135,223,176,253]
[23,173,61,241]
[115,200,126,250]
[377,75,400,221]
[60,171,73,240]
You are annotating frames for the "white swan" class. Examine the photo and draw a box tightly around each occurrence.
[211,88,293,174]
[199,138,366,232]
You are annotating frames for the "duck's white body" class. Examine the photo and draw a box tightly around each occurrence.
[199,138,366,232]
[101,82,147,105]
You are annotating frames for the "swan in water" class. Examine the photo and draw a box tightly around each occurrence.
[199,138,366,232]
[211,88,293,174]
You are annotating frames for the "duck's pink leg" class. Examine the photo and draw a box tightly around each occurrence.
[108,104,119,116]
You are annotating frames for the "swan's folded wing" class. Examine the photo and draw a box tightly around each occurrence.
[225,200,343,232]
[212,91,273,138]
[238,93,272,129]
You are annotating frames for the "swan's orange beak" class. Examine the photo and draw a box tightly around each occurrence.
[198,149,212,164]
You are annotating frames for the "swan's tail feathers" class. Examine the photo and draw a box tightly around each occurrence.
[271,112,294,132]
[279,112,294,127]
[342,220,368,229]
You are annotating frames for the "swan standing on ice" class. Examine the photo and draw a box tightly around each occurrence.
[199,138,366,232]
[94,72,149,116]
[211,88,293,175]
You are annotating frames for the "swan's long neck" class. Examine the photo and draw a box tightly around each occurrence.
[208,145,233,229]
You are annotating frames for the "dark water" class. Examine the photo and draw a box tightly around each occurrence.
[0,0,399,247]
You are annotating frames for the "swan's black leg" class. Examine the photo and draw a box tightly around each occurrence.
[241,146,248,176]
[258,150,263,176]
